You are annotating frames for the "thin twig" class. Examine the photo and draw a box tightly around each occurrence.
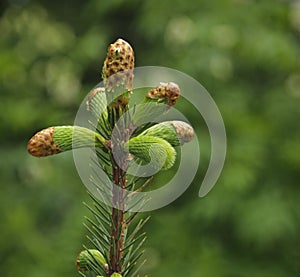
[127,176,153,197]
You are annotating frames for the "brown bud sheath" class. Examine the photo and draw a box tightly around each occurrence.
[171,121,195,145]
[27,127,63,157]
[103,38,134,92]
[146,82,180,106]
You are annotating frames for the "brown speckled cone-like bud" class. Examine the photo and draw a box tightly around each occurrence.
[172,121,195,145]
[146,82,180,106]
[103,38,134,92]
[27,127,63,157]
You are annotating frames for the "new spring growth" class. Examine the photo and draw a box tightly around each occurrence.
[27,126,107,157]
[110,273,122,277]
[94,274,122,277]
[140,121,195,146]
[27,120,193,169]
[76,249,108,273]
[132,82,181,126]
[27,38,196,277]
[94,273,122,277]
[124,121,194,170]
[86,87,108,121]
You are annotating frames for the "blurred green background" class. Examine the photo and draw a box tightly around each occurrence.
[1,0,300,276]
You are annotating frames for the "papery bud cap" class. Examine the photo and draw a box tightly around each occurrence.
[171,120,194,144]
[27,127,63,157]
[146,82,180,106]
[103,38,134,92]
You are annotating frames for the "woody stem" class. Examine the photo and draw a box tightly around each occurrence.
[109,158,127,275]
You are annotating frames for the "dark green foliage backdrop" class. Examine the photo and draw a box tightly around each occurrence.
[1,0,300,276]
